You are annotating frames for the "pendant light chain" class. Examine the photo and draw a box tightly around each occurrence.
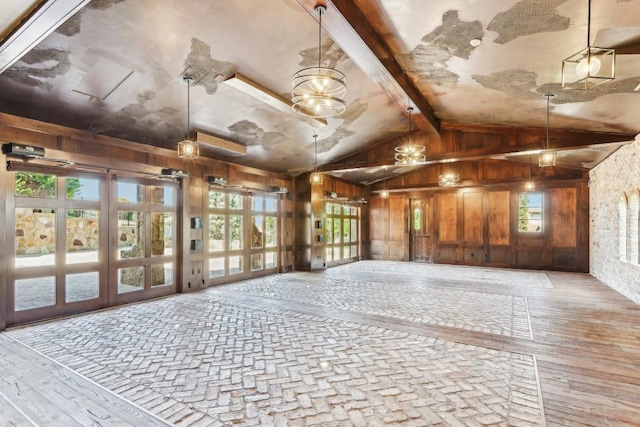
[546,94,550,150]
[187,77,190,139]
[318,6,322,69]
[586,0,591,47]
[314,133,318,171]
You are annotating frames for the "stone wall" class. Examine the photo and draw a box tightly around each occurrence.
[589,136,640,304]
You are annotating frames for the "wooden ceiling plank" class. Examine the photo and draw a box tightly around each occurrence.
[295,0,439,135]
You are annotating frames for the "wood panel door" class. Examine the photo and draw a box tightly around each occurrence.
[410,198,433,262]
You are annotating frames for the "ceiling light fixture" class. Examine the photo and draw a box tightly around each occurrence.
[292,4,347,118]
[439,172,460,187]
[539,94,556,167]
[380,165,389,199]
[177,76,199,159]
[561,0,615,89]
[310,132,323,185]
[395,106,425,166]
[525,154,535,191]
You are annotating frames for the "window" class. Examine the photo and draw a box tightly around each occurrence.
[630,194,639,264]
[518,192,543,233]
[619,195,628,261]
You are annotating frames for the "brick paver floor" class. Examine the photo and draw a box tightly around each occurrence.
[8,262,544,426]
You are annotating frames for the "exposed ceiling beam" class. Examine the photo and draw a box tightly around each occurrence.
[319,124,636,172]
[295,0,439,135]
[0,0,91,74]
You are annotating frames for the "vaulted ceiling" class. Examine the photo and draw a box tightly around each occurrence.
[0,0,638,185]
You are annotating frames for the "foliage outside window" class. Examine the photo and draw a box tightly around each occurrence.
[265,216,277,248]
[518,192,543,233]
[15,172,57,198]
[414,208,421,231]
[209,214,225,251]
[209,191,225,208]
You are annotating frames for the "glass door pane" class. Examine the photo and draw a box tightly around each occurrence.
[66,209,99,264]
[15,207,56,268]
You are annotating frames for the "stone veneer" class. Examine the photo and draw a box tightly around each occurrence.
[590,135,640,305]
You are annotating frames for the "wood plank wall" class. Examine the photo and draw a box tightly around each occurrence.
[368,182,589,272]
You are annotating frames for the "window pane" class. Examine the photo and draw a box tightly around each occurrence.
[326,247,333,261]
[209,257,225,278]
[325,218,333,244]
[414,208,422,230]
[252,195,264,211]
[351,219,357,242]
[350,207,357,215]
[229,193,243,209]
[15,208,56,268]
[117,182,144,203]
[209,214,225,251]
[118,266,144,293]
[230,215,243,250]
[343,246,350,259]
[333,204,342,215]
[209,191,225,208]
[343,218,350,243]
[343,206,350,215]
[229,256,243,274]
[333,218,341,244]
[265,197,277,212]
[265,252,276,269]
[325,203,333,214]
[251,253,263,271]
[66,272,99,303]
[151,186,174,205]
[66,210,99,264]
[252,216,264,248]
[151,213,173,256]
[151,263,173,287]
[351,245,357,258]
[66,177,99,200]
[15,172,56,198]
[15,277,55,311]
[118,211,145,259]
[265,216,277,248]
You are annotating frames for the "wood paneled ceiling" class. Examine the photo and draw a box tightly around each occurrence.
[0,0,638,185]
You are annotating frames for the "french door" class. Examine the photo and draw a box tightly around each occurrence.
[8,167,108,324]
[6,167,178,326]
[205,189,280,284]
[324,202,360,267]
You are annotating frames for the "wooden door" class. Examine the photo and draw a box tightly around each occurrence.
[410,198,433,262]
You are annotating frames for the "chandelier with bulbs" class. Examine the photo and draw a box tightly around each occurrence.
[394,106,425,166]
[292,4,347,118]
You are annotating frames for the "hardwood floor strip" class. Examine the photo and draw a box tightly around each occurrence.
[0,334,170,426]
[0,390,39,426]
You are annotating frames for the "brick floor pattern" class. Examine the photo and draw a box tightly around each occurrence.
[10,282,543,426]
[221,273,532,340]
